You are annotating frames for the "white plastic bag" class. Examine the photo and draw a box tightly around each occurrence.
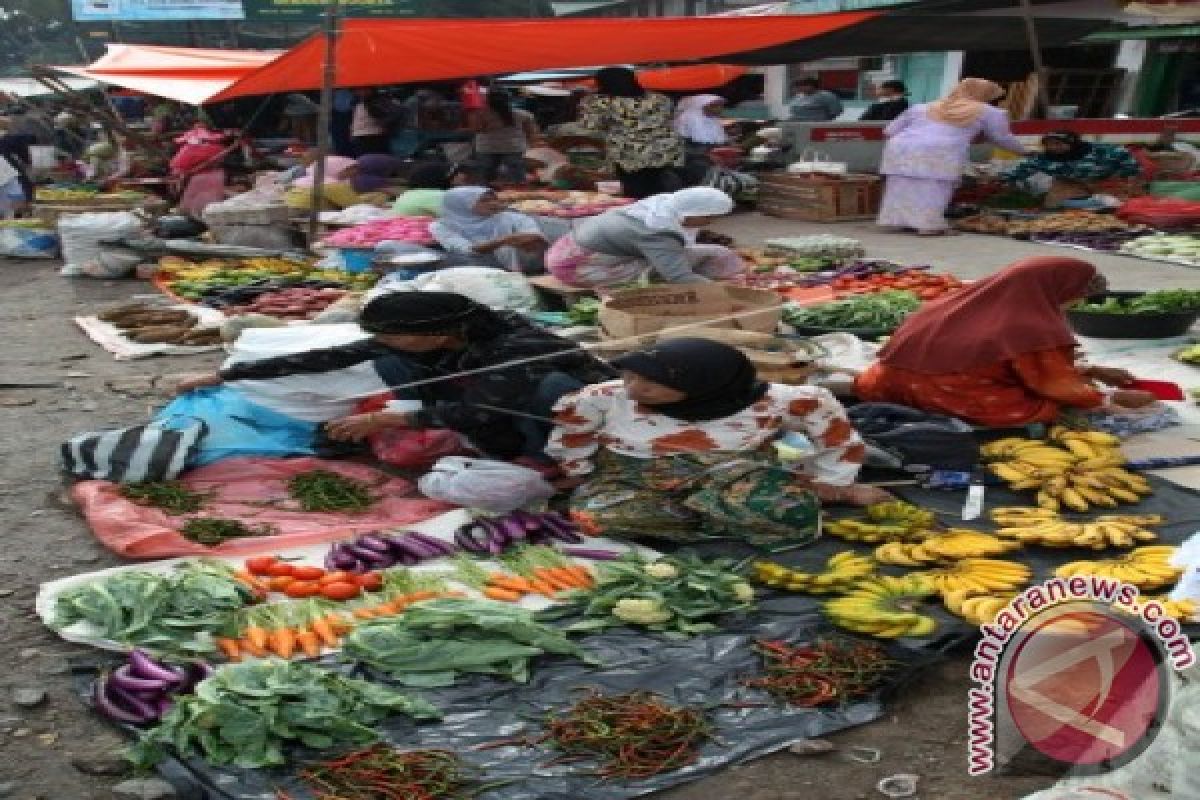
[58,211,147,277]
[0,226,58,258]
[369,267,538,311]
[786,149,849,176]
[418,457,555,512]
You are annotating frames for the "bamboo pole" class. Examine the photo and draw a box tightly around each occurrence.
[1017,0,1051,119]
[307,0,341,251]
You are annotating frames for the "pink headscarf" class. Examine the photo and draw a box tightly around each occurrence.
[292,156,356,188]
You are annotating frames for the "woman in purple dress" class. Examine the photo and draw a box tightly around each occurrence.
[878,78,1026,235]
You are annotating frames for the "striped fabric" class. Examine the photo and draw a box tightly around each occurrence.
[61,419,206,483]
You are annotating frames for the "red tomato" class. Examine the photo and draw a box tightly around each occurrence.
[266,562,297,578]
[245,556,279,576]
[355,572,383,591]
[284,581,320,598]
[291,566,327,581]
[320,582,362,601]
[268,576,296,592]
[319,571,355,585]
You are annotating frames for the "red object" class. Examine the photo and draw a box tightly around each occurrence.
[637,64,748,91]
[1128,379,1185,401]
[1117,196,1200,229]
[460,79,485,111]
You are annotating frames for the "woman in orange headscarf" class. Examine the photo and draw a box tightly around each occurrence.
[855,257,1157,427]
[878,78,1026,235]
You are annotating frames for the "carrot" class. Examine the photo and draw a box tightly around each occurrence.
[296,630,322,658]
[549,567,585,590]
[239,637,268,658]
[377,598,408,615]
[487,574,535,594]
[535,568,574,593]
[268,627,297,659]
[216,637,242,661]
[483,586,523,602]
[243,624,269,652]
[406,590,439,603]
[311,616,339,648]
[528,577,557,597]
[326,613,353,635]
[443,590,468,598]
[353,606,380,620]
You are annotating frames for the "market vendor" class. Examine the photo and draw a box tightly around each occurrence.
[855,257,1158,427]
[1003,131,1142,208]
[283,155,390,211]
[430,186,562,273]
[547,338,887,546]
[545,187,744,287]
[176,291,614,463]
[392,162,453,216]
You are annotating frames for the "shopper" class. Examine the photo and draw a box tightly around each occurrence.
[351,89,392,156]
[469,89,539,185]
[788,77,843,122]
[548,337,884,546]
[577,66,683,199]
[673,94,729,185]
[860,80,910,122]
[545,187,744,287]
[877,77,1025,235]
[855,257,1158,426]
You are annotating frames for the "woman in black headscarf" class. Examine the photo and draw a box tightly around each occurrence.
[177,292,612,462]
[546,338,888,546]
[1005,130,1142,208]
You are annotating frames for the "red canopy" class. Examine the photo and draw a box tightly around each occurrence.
[211,13,875,102]
[637,64,750,91]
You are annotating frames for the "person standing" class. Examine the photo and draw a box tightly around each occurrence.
[578,66,684,199]
[673,94,729,186]
[860,80,910,122]
[877,77,1025,235]
[469,89,539,185]
[788,77,843,122]
[351,89,392,156]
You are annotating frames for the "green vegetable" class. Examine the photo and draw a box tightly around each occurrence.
[53,562,254,655]
[120,482,211,515]
[181,517,277,546]
[567,297,601,326]
[342,597,592,687]
[127,659,439,769]
[1073,290,1200,315]
[783,290,920,331]
[288,470,376,513]
[557,554,756,637]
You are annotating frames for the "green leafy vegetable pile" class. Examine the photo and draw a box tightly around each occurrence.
[128,659,439,769]
[288,469,376,513]
[782,290,920,331]
[562,555,756,637]
[119,482,211,515]
[181,517,278,546]
[53,562,254,655]
[567,297,601,326]
[1073,290,1200,315]
[342,597,591,687]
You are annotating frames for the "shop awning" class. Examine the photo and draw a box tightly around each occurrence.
[209,12,876,102]
[1086,24,1200,41]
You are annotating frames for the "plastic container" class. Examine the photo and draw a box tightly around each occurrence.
[1066,291,1200,340]
[337,247,375,273]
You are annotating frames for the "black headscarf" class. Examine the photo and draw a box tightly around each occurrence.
[407,162,453,190]
[358,291,510,339]
[1043,131,1090,162]
[613,337,767,422]
[595,67,645,98]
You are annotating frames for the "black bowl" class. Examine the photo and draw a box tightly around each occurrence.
[1067,291,1199,339]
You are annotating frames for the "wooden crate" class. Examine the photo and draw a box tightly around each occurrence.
[757,172,882,222]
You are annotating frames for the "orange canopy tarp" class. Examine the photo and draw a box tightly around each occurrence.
[56,45,282,105]
[637,64,750,91]
[212,13,875,102]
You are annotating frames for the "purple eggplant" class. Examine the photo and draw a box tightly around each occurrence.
[106,682,161,721]
[454,524,489,554]
[129,649,183,685]
[355,533,393,554]
[388,537,430,562]
[396,535,439,560]
[326,545,360,571]
[562,547,622,561]
[110,664,170,693]
[407,532,456,557]
[93,680,148,725]
[494,515,526,544]
[475,517,509,548]
[513,510,544,533]
[344,544,394,570]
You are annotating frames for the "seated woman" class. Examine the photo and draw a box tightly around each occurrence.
[174,291,613,465]
[284,155,390,210]
[545,187,745,288]
[547,338,887,547]
[1004,131,1142,208]
[855,257,1157,427]
[430,186,562,274]
[351,153,402,195]
[392,162,453,217]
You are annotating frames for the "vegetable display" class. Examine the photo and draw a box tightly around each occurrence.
[96,303,220,346]
[764,235,865,260]
[297,746,490,800]
[542,691,712,780]
[498,190,633,219]
[1119,233,1200,265]
[289,470,377,513]
[342,597,590,686]
[957,211,1134,236]
[181,517,279,546]
[53,562,256,655]
[93,649,212,726]
[1030,229,1147,252]
[564,554,755,636]
[829,270,962,301]
[452,510,583,555]
[1073,290,1200,315]
[120,482,211,515]
[782,290,920,332]
[742,639,893,708]
[322,216,436,248]
[221,286,349,320]
[127,659,439,769]
[326,531,456,572]
[158,257,376,301]
[567,297,601,326]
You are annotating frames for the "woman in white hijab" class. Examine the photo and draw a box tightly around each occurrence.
[430,186,552,273]
[545,187,745,287]
[675,94,730,186]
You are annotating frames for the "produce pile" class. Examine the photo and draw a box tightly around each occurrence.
[956,210,1135,236]
[158,256,376,303]
[567,297,600,326]
[36,187,147,203]
[782,290,920,333]
[1176,343,1200,365]
[498,190,632,218]
[742,638,893,708]
[764,235,865,260]
[93,649,211,727]
[321,216,436,248]
[1029,229,1148,252]
[828,269,962,301]
[295,746,489,800]
[181,517,278,546]
[219,285,350,320]
[1120,233,1200,265]
[97,303,221,346]
[1072,289,1200,315]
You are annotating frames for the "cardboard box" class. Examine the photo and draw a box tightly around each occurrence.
[758,172,881,222]
[597,284,782,342]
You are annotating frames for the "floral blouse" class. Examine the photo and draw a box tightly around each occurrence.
[578,94,685,172]
[547,381,866,485]
[1005,143,1142,184]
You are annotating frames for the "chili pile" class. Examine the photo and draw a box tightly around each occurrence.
[742,639,894,707]
[297,745,486,800]
[120,481,211,514]
[288,470,376,513]
[180,517,278,546]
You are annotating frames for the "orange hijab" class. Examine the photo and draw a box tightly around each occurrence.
[926,78,1005,127]
[876,257,1099,374]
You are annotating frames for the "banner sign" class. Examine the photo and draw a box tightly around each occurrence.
[71,0,245,21]
[241,0,422,21]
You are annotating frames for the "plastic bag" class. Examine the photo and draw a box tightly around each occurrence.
[58,211,147,277]
[1117,196,1200,229]
[374,267,539,311]
[0,226,58,258]
[209,224,294,250]
[418,456,555,512]
[372,428,466,470]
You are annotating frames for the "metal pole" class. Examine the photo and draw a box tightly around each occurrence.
[307,0,341,251]
[1017,0,1051,119]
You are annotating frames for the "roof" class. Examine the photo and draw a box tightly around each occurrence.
[1087,23,1200,40]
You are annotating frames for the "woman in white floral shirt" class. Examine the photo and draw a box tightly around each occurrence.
[546,338,888,546]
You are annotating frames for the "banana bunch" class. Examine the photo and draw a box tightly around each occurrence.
[919,558,1031,595]
[990,507,1161,549]
[825,501,936,544]
[751,551,875,594]
[35,187,98,201]
[1055,546,1182,590]
[1138,596,1199,622]
[824,574,938,638]
[875,530,1021,567]
[943,590,1016,626]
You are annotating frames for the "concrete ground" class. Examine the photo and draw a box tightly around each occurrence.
[0,216,1197,799]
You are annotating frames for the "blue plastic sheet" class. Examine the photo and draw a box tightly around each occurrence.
[155,386,318,467]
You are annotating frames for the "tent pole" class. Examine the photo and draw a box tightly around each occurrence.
[1017,0,1050,119]
[307,0,341,252]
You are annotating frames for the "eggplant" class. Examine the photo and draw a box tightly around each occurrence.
[355,533,393,554]
[408,532,456,557]
[344,544,394,568]
[93,680,147,725]
[475,517,509,548]
[513,510,544,533]
[454,524,489,554]
[493,515,526,544]
[129,649,184,685]
[110,664,171,693]
[394,550,419,567]
[106,682,161,721]
[562,547,622,561]
[396,535,440,560]
[542,526,585,544]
